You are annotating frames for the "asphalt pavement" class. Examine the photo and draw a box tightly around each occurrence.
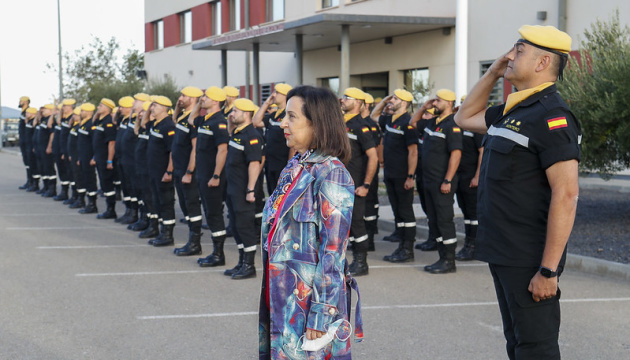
[1,149,630,359]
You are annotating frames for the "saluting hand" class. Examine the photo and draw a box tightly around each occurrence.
[487,50,511,79]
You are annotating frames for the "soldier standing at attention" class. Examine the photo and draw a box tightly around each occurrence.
[92,99,118,219]
[38,104,57,198]
[52,99,75,202]
[114,97,139,225]
[455,25,580,359]
[18,96,32,190]
[77,103,98,214]
[23,106,40,192]
[135,100,160,238]
[67,107,85,209]
[361,93,382,251]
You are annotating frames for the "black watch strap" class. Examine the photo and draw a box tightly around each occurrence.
[362,183,371,189]
[407,174,415,179]
[443,179,451,184]
[539,266,557,278]
[212,174,220,179]
[186,169,194,174]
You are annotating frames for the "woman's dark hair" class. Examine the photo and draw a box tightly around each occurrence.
[286,85,351,163]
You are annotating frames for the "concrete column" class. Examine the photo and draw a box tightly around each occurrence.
[455,0,468,105]
[245,50,251,98]
[253,42,260,104]
[295,34,303,85]
[340,24,350,93]
[221,49,228,87]
[558,0,567,31]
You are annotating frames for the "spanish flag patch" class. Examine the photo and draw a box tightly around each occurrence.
[106,123,113,127]
[250,139,259,145]
[407,125,414,130]
[452,127,461,133]
[362,127,370,133]
[219,124,227,129]
[167,130,175,136]
[547,117,568,130]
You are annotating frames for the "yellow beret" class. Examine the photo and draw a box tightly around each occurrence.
[73,108,81,116]
[81,103,96,112]
[374,97,383,104]
[436,89,456,102]
[101,98,116,109]
[205,86,227,101]
[57,104,63,110]
[426,108,435,115]
[150,95,159,102]
[142,101,152,111]
[26,107,38,114]
[112,107,119,114]
[44,104,55,110]
[168,109,174,115]
[460,94,467,103]
[62,98,76,106]
[154,95,173,108]
[518,25,572,54]
[274,83,293,96]
[394,89,413,103]
[234,98,257,112]
[118,96,135,108]
[223,86,240,97]
[344,87,366,100]
[181,86,203,98]
[364,93,374,104]
[134,93,151,102]
[20,96,30,102]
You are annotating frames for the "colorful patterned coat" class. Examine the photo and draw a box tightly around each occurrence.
[259,151,361,360]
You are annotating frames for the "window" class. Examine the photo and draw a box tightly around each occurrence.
[266,0,284,22]
[321,77,340,95]
[480,61,504,106]
[211,1,222,35]
[322,0,339,8]
[180,11,192,43]
[230,0,241,31]
[403,68,431,105]
[260,84,273,104]
[153,20,164,49]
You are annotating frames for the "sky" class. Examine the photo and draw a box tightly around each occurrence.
[0,0,145,111]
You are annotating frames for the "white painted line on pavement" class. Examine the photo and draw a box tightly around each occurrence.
[6,225,122,230]
[75,269,228,277]
[2,213,81,216]
[38,244,145,249]
[370,263,486,269]
[136,297,630,320]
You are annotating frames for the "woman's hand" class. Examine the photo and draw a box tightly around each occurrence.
[306,329,326,341]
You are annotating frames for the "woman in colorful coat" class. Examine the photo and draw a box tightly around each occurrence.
[259,85,363,360]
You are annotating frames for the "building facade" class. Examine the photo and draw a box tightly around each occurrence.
[144,0,630,104]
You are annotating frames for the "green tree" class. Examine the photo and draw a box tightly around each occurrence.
[145,74,181,108]
[558,10,630,178]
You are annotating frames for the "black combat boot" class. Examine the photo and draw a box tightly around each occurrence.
[387,240,415,263]
[383,239,405,262]
[115,202,131,223]
[79,195,98,214]
[69,193,86,209]
[383,227,403,242]
[129,209,149,231]
[152,224,175,247]
[121,204,138,225]
[349,251,369,276]
[224,249,244,276]
[139,218,160,239]
[455,237,475,261]
[53,184,68,201]
[426,242,457,274]
[27,178,40,192]
[198,236,226,267]
[64,186,77,205]
[174,231,202,256]
[43,179,57,197]
[231,250,256,279]
[415,238,438,251]
[97,203,117,219]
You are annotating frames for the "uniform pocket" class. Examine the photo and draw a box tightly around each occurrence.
[485,137,516,181]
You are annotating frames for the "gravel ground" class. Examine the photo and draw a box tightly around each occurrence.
[378,187,630,265]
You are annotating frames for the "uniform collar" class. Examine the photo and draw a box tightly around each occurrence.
[392,112,406,123]
[177,109,191,121]
[233,123,249,134]
[274,108,285,119]
[80,118,91,126]
[503,82,554,115]
[344,113,360,122]
[436,113,452,125]
[204,111,218,120]
[153,115,171,127]
[224,104,233,114]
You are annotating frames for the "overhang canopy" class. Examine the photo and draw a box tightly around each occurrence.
[192,13,455,52]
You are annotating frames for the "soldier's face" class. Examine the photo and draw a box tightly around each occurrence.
[505,42,539,87]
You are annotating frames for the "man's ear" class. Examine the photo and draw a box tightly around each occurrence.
[536,54,552,73]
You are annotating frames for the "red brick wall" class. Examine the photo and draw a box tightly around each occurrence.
[163,14,181,47]
[144,22,155,52]
[221,0,230,33]
[249,0,266,26]
[192,3,212,40]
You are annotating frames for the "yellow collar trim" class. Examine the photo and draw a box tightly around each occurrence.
[80,118,91,126]
[177,110,191,121]
[344,113,359,122]
[233,124,248,134]
[205,111,217,120]
[392,113,404,123]
[503,82,554,115]
[274,108,285,119]
[224,105,233,114]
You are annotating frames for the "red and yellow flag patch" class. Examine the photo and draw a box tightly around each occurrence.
[250,139,259,145]
[218,124,227,129]
[362,127,370,133]
[547,117,568,130]
[167,130,175,136]
[452,127,461,133]
[106,123,113,127]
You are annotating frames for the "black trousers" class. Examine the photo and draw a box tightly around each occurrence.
[80,159,97,195]
[135,172,155,218]
[489,264,561,360]
[423,180,457,244]
[364,174,379,234]
[150,176,175,225]
[265,166,283,197]
[120,162,138,206]
[415,157,428,215]
[70,158,85,192]
[20,142,30,179]
[383,177,416,241]
[96,161,116,206]
[40,151,56,182]
[54,152,69,186]
[226,193,257,251]
[198,174,226,238]
[28,148,40,180]
[456,174,478,222]
[174,174,202,232]
[350,194,369,251]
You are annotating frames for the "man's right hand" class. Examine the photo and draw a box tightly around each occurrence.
[487,50,511,79]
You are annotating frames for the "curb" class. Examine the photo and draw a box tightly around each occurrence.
[378,219,630,281]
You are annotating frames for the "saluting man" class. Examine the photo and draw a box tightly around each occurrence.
[341,87,378,276]
[114,96,139,225]
[52,99,75,201]
[18,96,32,190]
[455,25,581,359]
[92,99,118,219]
[223,86,239,117]
[361,93,382,252]
[224,98,264,280]
[76,103,98,214]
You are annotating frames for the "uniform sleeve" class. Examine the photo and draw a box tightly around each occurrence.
[189,119,198,139]
[104,120,117,142]
[446,122,463,153]
[357,125,375,153]
[534,109,581,170]
[214,121,230,145]
[473,132,484,149]
[404,124,418,147]
[307,164,354,332]
[164,123,176,152]
[378,115,388,132]
[245,134,263,163]
[485,105,505,129]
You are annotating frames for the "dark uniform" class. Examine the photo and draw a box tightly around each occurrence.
[36,115,57,197]
[147,116,176,245]
[114,114,130,217]
[92,113,118,217]
[171,110,204,254]
[67,119,85,208]
[77,118,98,213]
[196,111,230,266]
[135,119,159,237]
[24,115,40,192]
[363,116,382,244]
[52,114,73,201]
[455,130,484,260]
[380,112,418,261]
[119,114,140,225]
[422,114,463,273]
[225,123,263,274]
[345,113,375,274]
[18,109,30,188]
[476,84,581,359]
[261,108,290,195]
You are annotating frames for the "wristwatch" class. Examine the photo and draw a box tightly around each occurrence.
[186,169,194,174]
[539,266,557,278]
[362,183,371,189]
[443,179,452,184]
[246,188,255,194]
[212,174,220,180]
[166,171,173,176]
[407,174,415,179]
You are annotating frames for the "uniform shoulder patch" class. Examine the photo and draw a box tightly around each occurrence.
[452,127,461,133]
[218,124,227,129]
[250,138,259,145]
[407,125,414,130]
[547,117,568,130]
[361,127,370,133]
[167,130,175,136]
[106,123,113,127]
